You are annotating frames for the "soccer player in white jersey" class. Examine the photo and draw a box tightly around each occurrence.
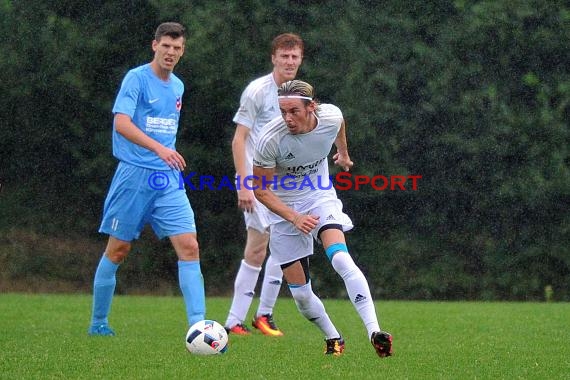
[252,80,393,357]
[88,23,205,336]
[225,34,304,336]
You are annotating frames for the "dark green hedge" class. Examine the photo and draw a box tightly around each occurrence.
[1,0,568,300]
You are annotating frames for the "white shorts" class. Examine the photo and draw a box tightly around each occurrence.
[243,198,271,234]
[268,197,353,265]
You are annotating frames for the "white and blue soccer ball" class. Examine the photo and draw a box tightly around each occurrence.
[185,320,228,355]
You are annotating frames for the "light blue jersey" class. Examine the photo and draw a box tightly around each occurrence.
[100,63,194,241]
[112,63,184,170]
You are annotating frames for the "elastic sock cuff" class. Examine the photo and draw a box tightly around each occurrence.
[241,259,262,272]
[178,260,200,268]
[288,280,311,289]
[325,243,348,260]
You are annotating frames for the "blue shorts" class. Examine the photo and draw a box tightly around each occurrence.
[99,162,196,241]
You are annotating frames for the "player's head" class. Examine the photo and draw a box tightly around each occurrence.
[152,22,186,74]
[271,33,304,55]
[277,80,318,134]
[155,22,186,42]
[271,33,304,85]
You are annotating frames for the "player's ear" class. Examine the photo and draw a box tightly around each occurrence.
[307,101,316,112]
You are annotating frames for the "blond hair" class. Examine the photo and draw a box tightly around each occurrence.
[278,80,314,100]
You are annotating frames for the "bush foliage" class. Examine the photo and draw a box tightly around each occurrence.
[1,1,568,300]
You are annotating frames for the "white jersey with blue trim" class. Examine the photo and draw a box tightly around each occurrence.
[232,73,280,176]
[112,63,184,170]
[254,103,343,202]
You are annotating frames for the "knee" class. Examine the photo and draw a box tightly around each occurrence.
[290,283,313,304]
[106,243,130,264]
[330,251,359,278]
[177,238,199,261]
[244,244,267,267]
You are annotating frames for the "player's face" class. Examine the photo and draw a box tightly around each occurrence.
[152,36,185,73]
[279,98,316,135]
[272,47,303,85]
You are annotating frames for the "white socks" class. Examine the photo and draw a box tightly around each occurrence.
[331,251,380,338]
[289,281,340,339]
[257,254,283,317]
[225,260,260,328]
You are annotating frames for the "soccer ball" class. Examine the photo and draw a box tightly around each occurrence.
[185,320,228,355]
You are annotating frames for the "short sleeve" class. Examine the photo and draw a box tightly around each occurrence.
[112,70,141,118]
[232,86,261,129]
[253,137,278,169]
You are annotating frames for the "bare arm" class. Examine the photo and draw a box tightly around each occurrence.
[332,119,353,171]
[114,113,186,170]
[253,165,319,234]
[232,124,255,212]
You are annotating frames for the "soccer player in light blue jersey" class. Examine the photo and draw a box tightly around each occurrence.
[88,22,205,336]
[252,80,393,357]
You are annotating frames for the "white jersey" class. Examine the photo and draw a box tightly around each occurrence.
[232,73,280,176]
[254,103,343,203]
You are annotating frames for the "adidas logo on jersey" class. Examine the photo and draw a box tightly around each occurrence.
[284,152,295,160]
[326,214,336,221]
[354,293,367,303]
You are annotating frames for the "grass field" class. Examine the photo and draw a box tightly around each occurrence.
[1,293,569,379]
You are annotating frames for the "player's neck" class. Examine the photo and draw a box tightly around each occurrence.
[150,61,171,81]
[302,113,317,134]
[272,71,290,87]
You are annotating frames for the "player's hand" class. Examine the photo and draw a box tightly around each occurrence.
[237,188,256,213]
[157,146,186,170]
[292,213,320,234]
[333,152,353,171]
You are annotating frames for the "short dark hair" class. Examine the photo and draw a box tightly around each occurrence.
[155,22,186,41]
[271,33,304,55]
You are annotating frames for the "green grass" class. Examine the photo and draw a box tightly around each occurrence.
[1,294,569,379]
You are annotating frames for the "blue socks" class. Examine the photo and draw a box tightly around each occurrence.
[178,260,206,326]
[90,256,205,329]
[90,255,119,327]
